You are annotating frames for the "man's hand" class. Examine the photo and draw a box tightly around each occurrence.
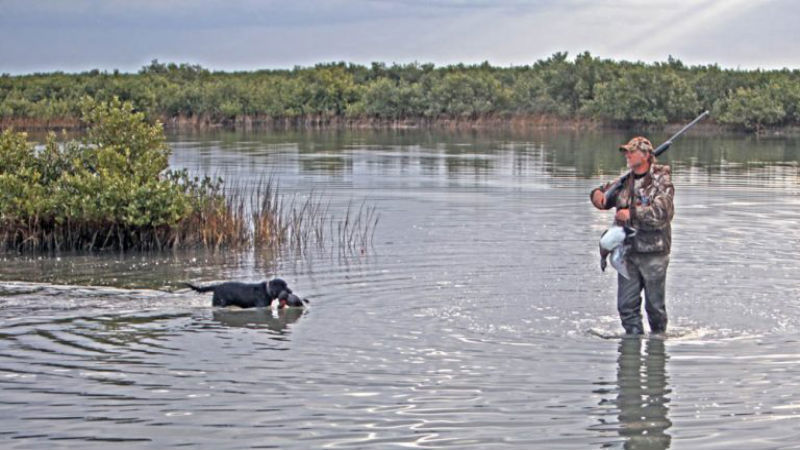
[615,208,630,223]
[591,190,605,209]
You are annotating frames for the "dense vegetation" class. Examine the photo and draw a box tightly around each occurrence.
[0,98,378,253]
[0,97,238,251]
[1,52,799,132]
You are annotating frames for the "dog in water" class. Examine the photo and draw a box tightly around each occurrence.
[185,278,309,309]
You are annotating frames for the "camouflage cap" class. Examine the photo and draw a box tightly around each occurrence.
[619,136,653,153]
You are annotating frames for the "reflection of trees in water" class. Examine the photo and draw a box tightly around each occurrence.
[615,338,672,450]
[171,129,800,184]
[0,248,280,290]
[212,307,305,333]
[298,155,352,174]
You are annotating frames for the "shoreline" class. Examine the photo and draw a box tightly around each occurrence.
[1,114,796,136]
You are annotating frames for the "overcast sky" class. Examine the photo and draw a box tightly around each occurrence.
[1,0,797,74]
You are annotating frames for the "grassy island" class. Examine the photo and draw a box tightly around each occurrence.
[0,98,377,253]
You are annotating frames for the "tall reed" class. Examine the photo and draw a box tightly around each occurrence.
[248,178,378,254]
[0,179,378,253]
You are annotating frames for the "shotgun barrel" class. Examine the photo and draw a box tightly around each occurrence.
[602,110,709,209]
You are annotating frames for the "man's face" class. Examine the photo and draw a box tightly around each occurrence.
[623,149,648,171]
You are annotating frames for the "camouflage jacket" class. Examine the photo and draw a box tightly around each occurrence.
[591,164,675,254]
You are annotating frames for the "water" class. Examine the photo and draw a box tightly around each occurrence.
[1,129,799,449]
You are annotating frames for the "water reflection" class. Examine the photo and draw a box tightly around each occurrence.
[0,248,279,290]
[212,307,305,332]
[615,338,672,450]
[168,128,800,190]
[2,129,799,449]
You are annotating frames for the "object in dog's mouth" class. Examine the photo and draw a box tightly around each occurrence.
[276,291,310,309]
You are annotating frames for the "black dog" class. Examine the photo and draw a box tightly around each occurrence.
[186,278,307,308]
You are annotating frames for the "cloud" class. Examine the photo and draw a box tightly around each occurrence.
[0,0,797,73]
[0,0,565,29]
[609,0,760,57]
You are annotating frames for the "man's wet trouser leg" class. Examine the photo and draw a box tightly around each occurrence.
[617,253,669,335]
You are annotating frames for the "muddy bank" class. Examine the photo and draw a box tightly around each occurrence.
[2,114,796,136]
[0,117,81,131]
[162,113,603,131]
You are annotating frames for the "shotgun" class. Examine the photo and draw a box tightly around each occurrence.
[602,110,710,209]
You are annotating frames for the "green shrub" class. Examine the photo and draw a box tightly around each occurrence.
[714,85,786,132]
[0,97,227,251]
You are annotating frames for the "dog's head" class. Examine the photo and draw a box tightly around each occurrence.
[267,278,292,300]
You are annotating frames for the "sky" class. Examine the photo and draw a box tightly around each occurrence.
[1,0,797,75]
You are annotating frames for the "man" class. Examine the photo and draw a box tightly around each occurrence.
[591,137,675,335]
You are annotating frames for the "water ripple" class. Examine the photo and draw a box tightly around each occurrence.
[2,131,800,448]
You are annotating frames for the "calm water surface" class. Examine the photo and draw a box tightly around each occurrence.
[1,129,799,449]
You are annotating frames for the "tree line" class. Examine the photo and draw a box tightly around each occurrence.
[2,52,799,132]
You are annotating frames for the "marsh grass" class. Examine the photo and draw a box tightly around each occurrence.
[0,178,378,254]
[248,178,379,254]
[336,200,380,254]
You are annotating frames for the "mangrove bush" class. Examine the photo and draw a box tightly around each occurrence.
[0,98,378,253]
